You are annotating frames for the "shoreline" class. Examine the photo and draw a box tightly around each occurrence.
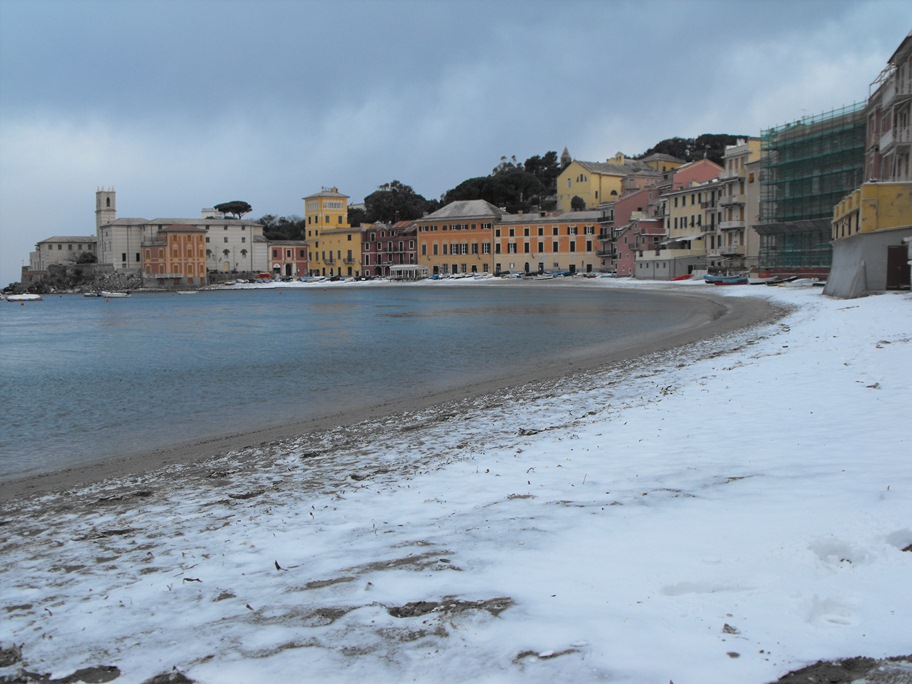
[0,288,780,503]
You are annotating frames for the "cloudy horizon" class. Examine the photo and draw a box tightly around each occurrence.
[1,0,910,286]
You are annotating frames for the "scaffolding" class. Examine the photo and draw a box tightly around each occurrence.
[760,102,866,223]
[757,103,867,272]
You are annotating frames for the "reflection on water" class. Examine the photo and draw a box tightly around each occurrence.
[0,286,699,480]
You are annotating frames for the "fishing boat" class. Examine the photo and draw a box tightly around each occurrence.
[5,293,43,302]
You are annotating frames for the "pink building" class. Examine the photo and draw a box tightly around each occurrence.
[615,218,664,276]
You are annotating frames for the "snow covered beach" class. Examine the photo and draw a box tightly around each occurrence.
[1,282,910,683]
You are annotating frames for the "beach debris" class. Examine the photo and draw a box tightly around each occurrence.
[142,669,195,684]
[388,596,513,619]
[722,623,740,634]
[513,647,579,663]
[274,560,283,571]
[182,577,202,583]
[227,490,263,500]
[0,643,22,667]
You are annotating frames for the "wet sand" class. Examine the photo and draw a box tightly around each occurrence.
[0,288,780,503]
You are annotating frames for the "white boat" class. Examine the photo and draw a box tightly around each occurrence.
[100,291,131,298]
[176,290,198,295]
[6,293,43,302]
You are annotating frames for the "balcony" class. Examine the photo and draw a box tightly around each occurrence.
[342,257,355,265]
[720,245,744,256]
[880,129,894,151]
[719,220,744,231]
[719,194,745,207]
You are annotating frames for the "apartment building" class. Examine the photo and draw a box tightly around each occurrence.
[415,200,502,276]
[268,241,308,279]
[361,221,418,277]
[710,138,761,271]
[493,210,602,275]
[141,225,208,287]
[826,32,912,297]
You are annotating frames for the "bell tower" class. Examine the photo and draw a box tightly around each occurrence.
[96,187,116,229]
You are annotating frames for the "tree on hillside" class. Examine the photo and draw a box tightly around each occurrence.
[440,151,559,213]
[637,134,745,166]
[258,214,306,240]
[214,200,253,219]
[523,151,561,194]
[364,180,431,224]
[492,155,519,175]
[443,169,544,214]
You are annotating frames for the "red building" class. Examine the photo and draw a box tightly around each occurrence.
[361,221,418,277]
[268,241,308,279]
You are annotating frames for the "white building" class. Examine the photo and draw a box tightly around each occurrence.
[95,188,268,275]
[28,235,97,273]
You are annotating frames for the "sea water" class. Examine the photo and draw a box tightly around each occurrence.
[0,285,699,481]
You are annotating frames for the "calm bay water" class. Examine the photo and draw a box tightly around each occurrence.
[0,285,699,481]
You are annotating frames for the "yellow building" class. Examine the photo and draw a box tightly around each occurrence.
[304,188,361,277]
[557,153,657,212]
[832,181,912,240]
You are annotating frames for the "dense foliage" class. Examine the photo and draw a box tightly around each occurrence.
[363,180,436,225]
[259,214,306,241]
[214,201,253,219]
[636,134,745,167]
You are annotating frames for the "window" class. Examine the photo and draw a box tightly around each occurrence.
[443,244,448,255]
[552,241,559,252]
[552,227,558,236]
[495,229,501,237]
[524,228,530,237]
[433,244,438,255]
[508,243,516,254]
[509,229,515,237]
[471,243,479,254]
[586,240,592,252]
[224,237,228,243]
[538,241,543,252]
[482,243,490,254]
[121,253,127,262]
[523,242,530,253]
[495,243,501,254]
[538,227,544,236]
[570,243,576,252]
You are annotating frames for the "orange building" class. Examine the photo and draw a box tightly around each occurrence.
[415,200,502,276]
[493,210,602,275]
[142,225,207,287]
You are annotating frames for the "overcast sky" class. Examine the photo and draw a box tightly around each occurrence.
[1,0,910,285]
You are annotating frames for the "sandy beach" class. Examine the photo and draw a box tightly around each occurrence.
[1,283,909,684]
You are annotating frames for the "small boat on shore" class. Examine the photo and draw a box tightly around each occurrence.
[704,274,748,285]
